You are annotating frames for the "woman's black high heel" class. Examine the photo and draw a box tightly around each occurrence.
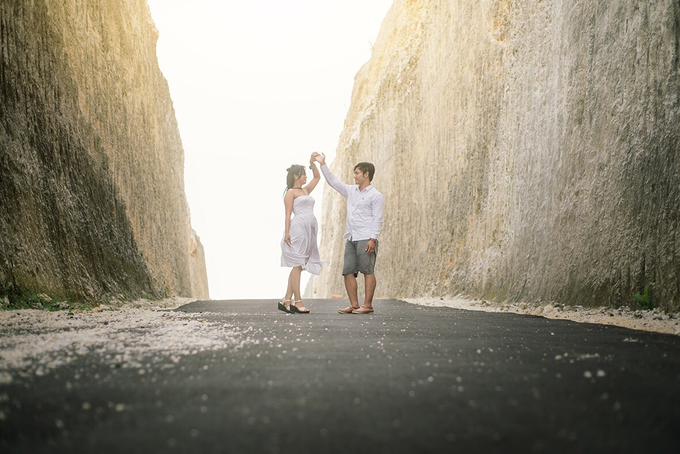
[290,300,310,314]
[278,299,292,313]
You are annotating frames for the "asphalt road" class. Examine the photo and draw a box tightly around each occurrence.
[1,299,679,453]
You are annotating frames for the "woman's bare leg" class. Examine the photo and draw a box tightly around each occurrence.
[282,267,300,309]
[289,266,303,307]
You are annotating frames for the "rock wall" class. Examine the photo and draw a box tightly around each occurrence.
[0,0,209,302]
[188,229,209,300]
[312,0,680,312]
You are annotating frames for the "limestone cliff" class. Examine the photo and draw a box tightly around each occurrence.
[313,0,680,312]
[0,0,209,302]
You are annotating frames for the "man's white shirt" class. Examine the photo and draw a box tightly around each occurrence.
[320,164,384,241]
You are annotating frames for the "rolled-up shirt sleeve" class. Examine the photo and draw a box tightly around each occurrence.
[370,194,384,240]
[320,164,350,198]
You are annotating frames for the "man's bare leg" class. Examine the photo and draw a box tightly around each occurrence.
[363,274,376,308]
[344,273,360,308]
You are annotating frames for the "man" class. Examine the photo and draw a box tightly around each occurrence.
[314,153,384,314]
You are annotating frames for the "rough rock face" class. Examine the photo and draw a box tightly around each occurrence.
[188,229,209,300]
[0,0,209,301]
[312,0,680,312]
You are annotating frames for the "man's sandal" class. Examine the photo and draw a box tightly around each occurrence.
[290,300,310,314]
[352,307,374,314]
[338,306,360,314]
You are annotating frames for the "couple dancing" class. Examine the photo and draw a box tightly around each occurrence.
[279,152,384,315]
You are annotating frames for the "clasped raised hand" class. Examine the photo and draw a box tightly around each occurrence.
[314,152,326,166]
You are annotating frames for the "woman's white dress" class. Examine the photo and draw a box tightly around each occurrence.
[280,195,325,275]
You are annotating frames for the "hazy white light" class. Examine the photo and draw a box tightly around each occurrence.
[147,0,392,299]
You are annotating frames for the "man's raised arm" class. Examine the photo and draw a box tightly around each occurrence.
[316,153,350,198]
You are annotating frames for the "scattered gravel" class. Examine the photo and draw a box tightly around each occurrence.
[0,297,251,385]
[405,297,680,336]
[3,296,677,387]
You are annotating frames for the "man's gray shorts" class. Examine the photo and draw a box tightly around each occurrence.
[342,239,378,276]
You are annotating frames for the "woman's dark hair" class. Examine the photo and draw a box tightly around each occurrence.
[285,165,306,190]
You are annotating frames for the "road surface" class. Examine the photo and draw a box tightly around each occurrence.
[1,299,679,453]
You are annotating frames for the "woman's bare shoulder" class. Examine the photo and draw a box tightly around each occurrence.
[287,188,308,199]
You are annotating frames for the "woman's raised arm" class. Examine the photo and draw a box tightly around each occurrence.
[304,153,321,194]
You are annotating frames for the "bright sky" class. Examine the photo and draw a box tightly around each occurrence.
[146,0,393,300]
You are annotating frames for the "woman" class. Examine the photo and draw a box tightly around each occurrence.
[279,152,325,314]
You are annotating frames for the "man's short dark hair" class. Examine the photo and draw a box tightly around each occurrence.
[354,162,375,181]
